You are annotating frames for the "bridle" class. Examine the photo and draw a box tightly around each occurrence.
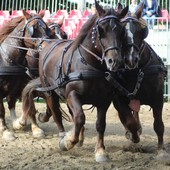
[48,23,63,39]
[7,15,51,52]
[91,15,123,61]
[121,17,148,54]
[23,15,50,39]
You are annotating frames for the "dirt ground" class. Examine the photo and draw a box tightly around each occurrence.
[1,101,170,170]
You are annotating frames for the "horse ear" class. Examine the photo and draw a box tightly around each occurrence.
[118,6,129,19]
[135,2,144,19]
[39,10,45,18]
[117,2,123,11]
[95,0,105,16]
[57,17,64,27]
[22,10,32,19]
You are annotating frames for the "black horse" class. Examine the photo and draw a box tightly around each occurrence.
[109,2,170,164]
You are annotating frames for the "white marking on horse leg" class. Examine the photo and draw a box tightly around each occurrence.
[12,117,26,130]
[31,123,45,138]
[59,130,75,151]
[10,108,17,120]
[2,129,16,141]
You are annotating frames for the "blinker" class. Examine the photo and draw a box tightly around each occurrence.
[27,26,34,37]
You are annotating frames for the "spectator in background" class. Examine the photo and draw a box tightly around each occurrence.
[129,0,138,13]
[142,0,158,28]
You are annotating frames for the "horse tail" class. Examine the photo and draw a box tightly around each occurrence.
[22,77,72,123]
[22,78,41,119]
[58,105,72,122]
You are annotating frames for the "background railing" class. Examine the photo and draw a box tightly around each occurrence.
[0,0,169,14]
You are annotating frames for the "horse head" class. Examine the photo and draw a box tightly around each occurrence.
[25,17,68,78]
[22,10,52,50]
[47,17,68,39]
[121,2,149,69]
[85,0,129,71]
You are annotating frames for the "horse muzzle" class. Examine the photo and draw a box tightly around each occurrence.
[104,55,121,72]
[125,130,141,143]
[124,54,139,70]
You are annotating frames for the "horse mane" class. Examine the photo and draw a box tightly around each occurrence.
[0,16,25,43]
[71,14,97,50]
[71,9,112,50]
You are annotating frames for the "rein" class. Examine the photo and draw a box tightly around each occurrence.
[6,36,56,51]
[3,43,38,52]
[79,44,102,62]
[7,35,53,41]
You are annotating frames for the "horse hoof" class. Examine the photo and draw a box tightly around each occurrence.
[125,131,140,143]
[95,154,110,163]
[157,150,170,165]
[38,113,50,123]
[13,119,25,130]
[2,130,16,141]
[33,131,45,138]
[76,140,84,147]
[138,127,142,136]
[95,149,110,163]
[59,131,75,151]
[59,137,69,151]
[125,131,131,140]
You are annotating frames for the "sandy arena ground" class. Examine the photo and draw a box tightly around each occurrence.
[1,101,170,170]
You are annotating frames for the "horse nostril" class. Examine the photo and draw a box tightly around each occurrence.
[135,57,139,63]
[125,131,131,140]
[108,58,113,64]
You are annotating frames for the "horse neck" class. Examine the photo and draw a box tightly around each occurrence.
[139,41,160,67]
[26,39,51,69]
[0,21,29,65]
[6,20,25,45]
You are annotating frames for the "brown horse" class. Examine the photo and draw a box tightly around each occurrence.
[0,10,52,140]
[16,0,129,162]
[12,18,69,137]
[47,18,68,40]
[109,2,170,164]
[12,19,69,138]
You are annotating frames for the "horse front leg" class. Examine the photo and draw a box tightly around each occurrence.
[112,98,141,143]
[67,104,85,147]
[152,102,170,164]
[0,97,16,140]
[95,105,110,162]
[59,91,85,151]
